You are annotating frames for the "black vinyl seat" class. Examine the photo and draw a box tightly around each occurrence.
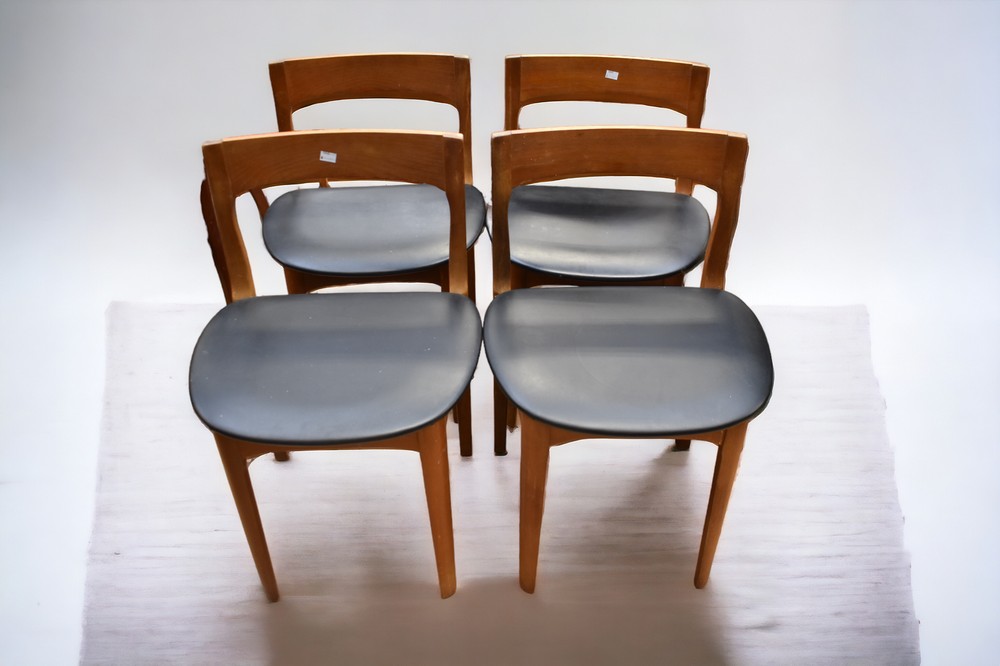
[263,183,485,277]
[191,292,481,446]
[508,185,709,282]
[484,286,772,437]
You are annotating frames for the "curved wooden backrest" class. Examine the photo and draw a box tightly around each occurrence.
[201,130,468,303]
[491,126,748,292]
[269,53,474,183]
[505,54,709,196]
[504,55,709,131]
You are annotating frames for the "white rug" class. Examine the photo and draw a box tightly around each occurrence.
[82,302,919,664]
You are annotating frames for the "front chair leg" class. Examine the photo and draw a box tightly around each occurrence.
[519,415,552,593]
[418,418,457,598]
[694,421,748,589]
[214,434,280,602]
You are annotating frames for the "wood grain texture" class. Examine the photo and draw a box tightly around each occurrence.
[504,55,707,224]
[270,53,474,183]
[82,302,918,665]
[505,55,709,130]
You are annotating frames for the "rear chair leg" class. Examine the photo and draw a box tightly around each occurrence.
[493,380,509,456]
[456,386,473,457]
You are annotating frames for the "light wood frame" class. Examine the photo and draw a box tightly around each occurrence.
[490,126,754,589]
[518,413,749,591]
[199,130,471,599]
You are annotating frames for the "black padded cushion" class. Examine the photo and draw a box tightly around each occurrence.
[190,292,482,445]
[484,287,773,436]
[263,184,486,276]
[508,185,710,281]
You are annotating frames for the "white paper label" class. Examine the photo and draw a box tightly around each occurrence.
[319,151,337,164]
[605,70,619,80]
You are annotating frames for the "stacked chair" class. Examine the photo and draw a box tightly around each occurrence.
[190,52,773,601]
[261,53,485,456]
[495,55,715,455]
[260,53,485,303]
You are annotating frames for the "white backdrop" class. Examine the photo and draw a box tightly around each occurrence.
[1,1,997,663]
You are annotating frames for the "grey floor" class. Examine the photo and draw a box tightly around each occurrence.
[2,1,999,663]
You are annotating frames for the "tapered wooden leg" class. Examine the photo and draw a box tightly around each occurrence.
[418,419,457,598]
[493,380,509,456]
[694,421,748,589]
[519,415,552,593]
[673,439,691,451]
[273,451,291,461]
[215,435,280,602]
[506,396,518,431]
[456,386,473,457]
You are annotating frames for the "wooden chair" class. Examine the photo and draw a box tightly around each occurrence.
[484,126,773,590]
[193,129,482,601]
[503,55,711,285]
[496,55,713,452]
[260,53,485,301]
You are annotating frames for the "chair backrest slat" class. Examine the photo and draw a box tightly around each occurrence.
[270,53,474,182]
[504,55,709,131]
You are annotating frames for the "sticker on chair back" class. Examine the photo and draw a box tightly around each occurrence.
[605,70,619,80]
[319,151,337,164]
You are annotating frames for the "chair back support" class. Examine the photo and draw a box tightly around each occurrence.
[491,126,748,291]
[504,55,709,131]
[270,53,474,182]
[202,130,469,303]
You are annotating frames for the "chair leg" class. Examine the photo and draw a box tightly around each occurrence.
[418,419,457,598]
[519,416,552,593]
[467,245,477,305]
[694,421,748,589]
[493,379,509,456]
[456,385,473,457]
[506,396,518,431]
[214,435,280,602]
